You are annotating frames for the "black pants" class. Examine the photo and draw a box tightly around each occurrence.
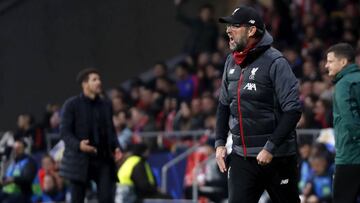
[333,164,360,203]
[228,153,300,203]
[70,159,115,203]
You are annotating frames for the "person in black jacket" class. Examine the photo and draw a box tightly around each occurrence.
[0,139,37,203]
[59,68,121,203]
[174,0,218,55]
[215,6,301,203]
[117,143,170,203]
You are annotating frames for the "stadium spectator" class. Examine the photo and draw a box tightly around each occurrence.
[174,0,218,55]
[154,76,176,98]
[147,62,170,90]
[190,98,205,127]
[0,139,37,203]
[112,96,127,115]
[113,110,133,152]
[302,153,334,203]
[302,59,321,81]
[162,96,178,132]
[116,143,170,202]
[313,99,332,129]
[14,113,45,153]
[41,103,60,131]
[37,154,63,191]
[46,110,61,134]
[175,62,195,102]
[200,94,216,115]
[174,101,202,132]
[298,137,313,194]
[130,107,157,150]
[283,47,303,77]
[34,174,65,203]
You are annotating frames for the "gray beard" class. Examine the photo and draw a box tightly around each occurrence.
[233,38,248,52]
[234,43,247,52]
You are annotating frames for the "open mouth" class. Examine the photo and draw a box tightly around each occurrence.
[228,35,235,45]
[228,35,234,44]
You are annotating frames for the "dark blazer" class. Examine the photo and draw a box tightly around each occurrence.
[59,93,119,182]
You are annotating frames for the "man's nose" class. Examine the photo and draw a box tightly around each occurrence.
[226,26,231,34]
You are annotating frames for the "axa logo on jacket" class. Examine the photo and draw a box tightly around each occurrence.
[243,83,257,91]
[241,67,258,91]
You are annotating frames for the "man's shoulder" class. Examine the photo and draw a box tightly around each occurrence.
[344,70,360,82]
[20,154,36,166]
[262,47,284,61]
[224,54,234,68]
[337,71,360,84]
[63,95,81,107]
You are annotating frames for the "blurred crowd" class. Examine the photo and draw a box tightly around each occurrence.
[0,0,360,202]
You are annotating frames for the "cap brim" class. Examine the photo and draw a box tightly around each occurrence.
[218,16,237,24]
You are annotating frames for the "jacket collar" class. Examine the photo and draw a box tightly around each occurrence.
[80,93,101,103]
[333,63,360,83]
[240,31,273,67]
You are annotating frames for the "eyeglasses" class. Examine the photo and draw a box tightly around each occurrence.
[226,24,249,29]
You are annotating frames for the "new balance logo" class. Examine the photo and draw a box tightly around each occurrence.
[243,83,257,91]
[232,8,240,15]
[280,179,289,185]
[229,69,235,74]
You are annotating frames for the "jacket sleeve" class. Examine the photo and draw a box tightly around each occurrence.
[336,81,360,139]
[60,98,80,151]
[215,56,231,148]
[265,57,302,153]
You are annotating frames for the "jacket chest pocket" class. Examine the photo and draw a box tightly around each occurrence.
[227,67,241,81]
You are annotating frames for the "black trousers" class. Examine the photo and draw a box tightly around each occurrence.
[70,159,115,203]
[333,164,360,203]
[228,153,300,203]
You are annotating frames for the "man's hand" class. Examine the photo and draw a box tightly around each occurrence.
[80,140,97,154]
[215,146,227,173]
[256,149,273,166]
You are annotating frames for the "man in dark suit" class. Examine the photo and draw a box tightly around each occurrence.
[59,68,120,203]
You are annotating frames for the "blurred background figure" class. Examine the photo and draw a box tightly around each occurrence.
[113,110,133,152]
[175,0,219,55]
[0,139,37,203]
[116,143,171,203]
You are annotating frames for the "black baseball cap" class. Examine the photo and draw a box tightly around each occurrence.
[219,6,264,32]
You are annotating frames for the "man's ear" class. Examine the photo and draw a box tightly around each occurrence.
[248,26,257,38]
[340,58,348,67]
[81,81,87,90]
